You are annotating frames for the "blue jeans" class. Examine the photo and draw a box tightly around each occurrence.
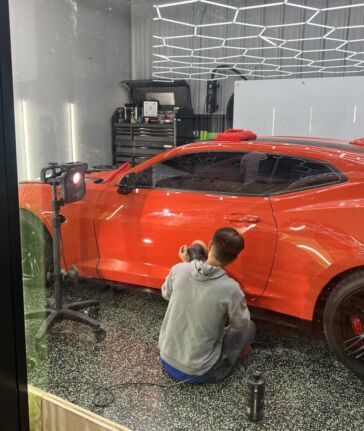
[162,320,256,383]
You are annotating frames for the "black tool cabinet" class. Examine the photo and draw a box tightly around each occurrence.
[113,79,194,167]
[112,122,175,166]
[112,117,194,166]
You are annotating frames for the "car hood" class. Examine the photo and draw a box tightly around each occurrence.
[89,163,131,184]
[19,163,132,186]
[86,171,114,181]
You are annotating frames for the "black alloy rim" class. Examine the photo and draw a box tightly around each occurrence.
[340,290,364,361]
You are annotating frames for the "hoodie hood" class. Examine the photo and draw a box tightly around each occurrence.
[189,260,226,281]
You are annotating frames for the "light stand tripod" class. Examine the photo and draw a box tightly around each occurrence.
[25,163,106,343]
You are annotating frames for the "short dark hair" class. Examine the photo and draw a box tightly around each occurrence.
[212,227,244,265]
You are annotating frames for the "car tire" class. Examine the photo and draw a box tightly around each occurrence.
[324,271,364,379]
[20,210,53,290]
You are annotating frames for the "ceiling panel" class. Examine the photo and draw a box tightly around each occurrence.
[152,0,364,80]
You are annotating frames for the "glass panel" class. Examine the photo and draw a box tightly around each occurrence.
[269,156,344,194]
[9,0,134,428]
[137,151,275,195]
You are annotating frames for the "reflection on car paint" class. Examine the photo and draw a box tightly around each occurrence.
[297,244,332,268]
[106,204,125,221]
[289,225,306,231]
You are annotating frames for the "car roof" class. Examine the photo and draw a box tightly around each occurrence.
[257,136,364,154]
[160,136,364,161]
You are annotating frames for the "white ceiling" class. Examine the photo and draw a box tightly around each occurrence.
[152,0,364,80]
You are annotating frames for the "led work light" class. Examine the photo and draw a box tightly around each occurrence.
[60,162,88,203]
[40,162,88,204]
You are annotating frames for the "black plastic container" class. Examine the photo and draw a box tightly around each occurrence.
[246,371,265,422]
[187,243,207,261]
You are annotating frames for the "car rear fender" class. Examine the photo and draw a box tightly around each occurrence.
[300,257,364,321]
[318,256,364,282]
[313,263,364,324]
[256,258,364,322]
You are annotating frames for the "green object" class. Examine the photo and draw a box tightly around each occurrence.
[197,131,216,141]
[28,390,42,431]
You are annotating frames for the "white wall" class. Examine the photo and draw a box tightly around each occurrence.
[234,76,364,141]
[9,0,131,181]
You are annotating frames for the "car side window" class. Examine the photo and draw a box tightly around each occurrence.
[136,151,275,196]
[269,156,343,194]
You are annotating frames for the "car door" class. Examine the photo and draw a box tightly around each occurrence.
[131,150,278,299]
[94,180,153,287]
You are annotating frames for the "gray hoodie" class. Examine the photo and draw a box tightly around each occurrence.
[158,260,250,376]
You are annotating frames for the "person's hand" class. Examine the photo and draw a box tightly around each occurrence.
[178,245,190,262]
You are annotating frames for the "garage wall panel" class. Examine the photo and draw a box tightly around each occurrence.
[234,76,364,140]
[9,0,131,181]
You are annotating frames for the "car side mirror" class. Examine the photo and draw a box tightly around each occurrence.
[118,173,137,195]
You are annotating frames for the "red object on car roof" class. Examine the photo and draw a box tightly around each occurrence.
[215,128,257,141]
[349,138,364,147]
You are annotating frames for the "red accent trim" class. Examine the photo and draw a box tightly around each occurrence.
[103,162,131,183]
[215,129,257,141]
[349,138,364,147]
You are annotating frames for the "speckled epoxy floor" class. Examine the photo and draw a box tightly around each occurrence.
[25,282,364,431]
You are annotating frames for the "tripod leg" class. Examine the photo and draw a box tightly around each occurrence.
[35,311,60,340]
[62,308,101,331]
[66,300,99,311]
[25,308,52,320]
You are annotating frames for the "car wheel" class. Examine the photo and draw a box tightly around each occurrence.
[324,271,364,379]
[20,210,52,290]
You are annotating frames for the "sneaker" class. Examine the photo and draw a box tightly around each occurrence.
[239,344,252,358]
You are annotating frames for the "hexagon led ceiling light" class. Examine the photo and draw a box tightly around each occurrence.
[152,0,364,80]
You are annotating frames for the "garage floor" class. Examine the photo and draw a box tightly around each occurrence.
[25,281,364,431]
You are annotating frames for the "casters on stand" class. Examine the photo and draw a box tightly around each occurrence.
[94,328,106,342]
[47,297,56,308]
[85,305,100,320]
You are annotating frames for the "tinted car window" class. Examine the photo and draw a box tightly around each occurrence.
[136,151,275,196]
[269,156,343,194]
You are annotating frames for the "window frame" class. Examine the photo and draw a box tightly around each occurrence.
[133,150,348,198]
[0,0,30,429]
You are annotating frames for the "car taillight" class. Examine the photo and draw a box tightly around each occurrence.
[351,316,364,335]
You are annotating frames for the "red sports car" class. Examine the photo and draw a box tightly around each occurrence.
[19,130,364,378]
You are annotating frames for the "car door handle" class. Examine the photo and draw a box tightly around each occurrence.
[226,214,260,223]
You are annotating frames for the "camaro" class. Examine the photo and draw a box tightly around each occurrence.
[19,129,364,378]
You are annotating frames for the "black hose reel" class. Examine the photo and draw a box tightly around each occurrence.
[205,66,247,128]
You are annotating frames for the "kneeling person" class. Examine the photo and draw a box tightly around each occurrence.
[159,227,255,383]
